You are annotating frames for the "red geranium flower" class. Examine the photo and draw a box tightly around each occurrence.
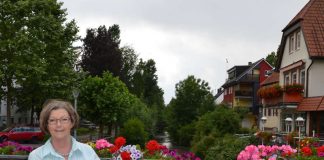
[301,146,312,156]
[115,137,126,148]
[109,146,119,154]
[121,151,131,160]
[146,140,161,154]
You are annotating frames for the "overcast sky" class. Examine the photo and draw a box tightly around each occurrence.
[60,0,309,104]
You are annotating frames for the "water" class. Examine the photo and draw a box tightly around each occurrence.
[155,131,189,153]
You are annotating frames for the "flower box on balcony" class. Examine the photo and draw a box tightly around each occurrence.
[283,92,303,103]
[284,83,304,94]
[258,84,283,99]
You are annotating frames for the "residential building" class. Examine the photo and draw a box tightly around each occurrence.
[273,0,324,137]
[222,59,273,128]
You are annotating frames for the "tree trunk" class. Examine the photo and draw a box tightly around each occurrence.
[6,79,12,127]
[99,124,104,138]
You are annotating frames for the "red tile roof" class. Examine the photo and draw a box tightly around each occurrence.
[297,96,324,111]
[284,0,324,58]
[260,72,279,86]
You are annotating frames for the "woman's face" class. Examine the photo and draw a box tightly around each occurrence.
[47,108,73,140]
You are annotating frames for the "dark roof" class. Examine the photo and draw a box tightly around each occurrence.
[276,0,324,69]
[260,72,279,86]
[222,59,267,87]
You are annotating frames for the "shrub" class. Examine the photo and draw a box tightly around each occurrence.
[177,123,196,146]
[191,134,216,159]
[205,135,250,160]
[120,118,148,147]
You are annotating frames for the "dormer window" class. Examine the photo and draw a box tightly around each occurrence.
[295,31,301,50]
[289,30,301,53]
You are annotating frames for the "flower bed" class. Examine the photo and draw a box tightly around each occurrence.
[237,137,324,160]
[88,137,201,160]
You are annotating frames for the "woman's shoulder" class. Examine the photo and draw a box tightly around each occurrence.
[75,141,95,151]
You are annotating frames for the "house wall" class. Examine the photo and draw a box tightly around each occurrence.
[259,61,273,83]
[279,30,311,86]
[308,60,324,97]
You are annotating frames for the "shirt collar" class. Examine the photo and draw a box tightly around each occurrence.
[42,136,80,158]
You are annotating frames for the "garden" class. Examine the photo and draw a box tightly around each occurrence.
[0,137,201,160]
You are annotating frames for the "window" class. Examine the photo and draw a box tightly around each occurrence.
[300,69,305,86]
[292,72,297,84]
[268,109,272,116]
[295,31,301,50]
[289,35,295,53]
[285,74,290,85]
[264,108,267,117]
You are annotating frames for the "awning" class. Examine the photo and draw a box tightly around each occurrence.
[297,96,324,111]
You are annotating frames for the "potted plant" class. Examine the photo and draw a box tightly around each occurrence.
[284,83,304,94]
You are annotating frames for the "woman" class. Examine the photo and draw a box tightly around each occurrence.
[28,99,100,160]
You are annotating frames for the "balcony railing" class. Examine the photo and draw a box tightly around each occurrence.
[261,92,303,106]
[235,90,253,97]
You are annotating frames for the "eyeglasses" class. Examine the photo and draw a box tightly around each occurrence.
[48,117,71,125]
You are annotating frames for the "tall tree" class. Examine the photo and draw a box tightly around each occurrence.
[79,72,131,137]
[119,45,138,89]
[0,0,79,126]
[266,51,277,67]
[131,59,164,107]
[166,75,215,145]
[81,25,122,77]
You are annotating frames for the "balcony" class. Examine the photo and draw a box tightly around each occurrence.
[262,92,303,106]
[235,90,253,97]
[240,74,259,82]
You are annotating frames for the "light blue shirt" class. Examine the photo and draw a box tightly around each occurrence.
[28,136,100,160]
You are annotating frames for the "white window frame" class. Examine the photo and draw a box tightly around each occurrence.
[295,31,301,50]
[300,69,306,87]
[285,74,290,85]
[289,35,295,53]
[292,72,297,84]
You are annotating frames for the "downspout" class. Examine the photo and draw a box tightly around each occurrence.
[306,60,314,97]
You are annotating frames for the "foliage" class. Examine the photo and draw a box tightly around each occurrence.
[205,135,250,160]
[81,25,122,77]
[166,75,215,146]
[0,141,33,155]
[120,94,154,138]
[265,51,277,67]
[191,134,216,159]
[120,118,148,147]
[129,59,166,135]
[79,72,131,137]
[177,123,196,147]
[119,45,138,90]
[192,106,240,145]
[0,0,79,126]
[257,84,283,98]
[285,83,304,94]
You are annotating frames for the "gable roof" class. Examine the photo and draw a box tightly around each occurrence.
[222,58,271,87]
[276,0,324,69]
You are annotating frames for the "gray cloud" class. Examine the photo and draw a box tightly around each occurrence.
[60,0,309,103]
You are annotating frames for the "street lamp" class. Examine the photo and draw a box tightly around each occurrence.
[261,116,267,145]
[296,116,305,153]
[285,117,292,144]
[72,88,79,139]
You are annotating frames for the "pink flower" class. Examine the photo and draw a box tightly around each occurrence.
[95,139,113,150]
